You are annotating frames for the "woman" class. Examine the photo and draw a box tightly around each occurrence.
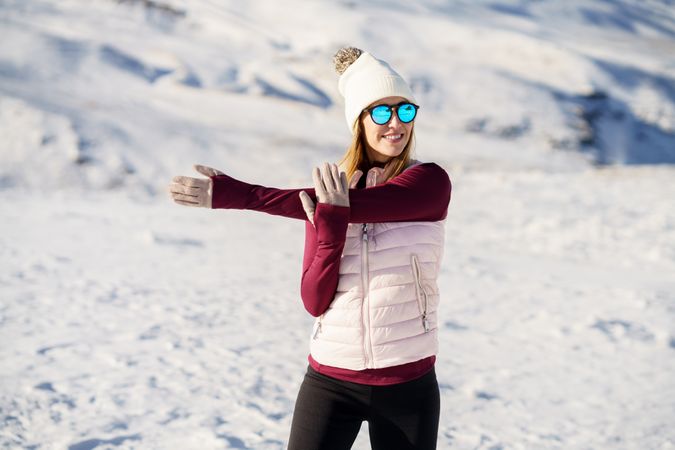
[169,47,451,449]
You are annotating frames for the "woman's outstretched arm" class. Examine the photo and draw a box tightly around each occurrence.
[210,162,451,223]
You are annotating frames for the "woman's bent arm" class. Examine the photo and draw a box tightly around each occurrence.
[300,204,349,316]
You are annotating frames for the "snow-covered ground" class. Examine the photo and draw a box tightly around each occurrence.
[1,1,675,449]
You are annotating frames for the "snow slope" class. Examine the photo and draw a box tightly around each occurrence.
[1,1,675,449]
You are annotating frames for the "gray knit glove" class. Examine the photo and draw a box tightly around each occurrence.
[169,164,224,208]
[299,163,362,225]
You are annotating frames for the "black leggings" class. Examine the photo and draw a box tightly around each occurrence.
[287,366,440,450]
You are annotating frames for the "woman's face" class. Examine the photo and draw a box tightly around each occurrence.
[361,96,414,164]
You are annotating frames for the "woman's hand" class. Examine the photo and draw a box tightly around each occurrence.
[299,163,361,224]
[168,164,224,208]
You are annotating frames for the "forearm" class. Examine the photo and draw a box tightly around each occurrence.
[300,204,349,317]
[211,173,309,220]
[211,163,451,222]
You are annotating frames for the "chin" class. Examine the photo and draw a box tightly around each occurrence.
[368,142,407,162]
[384,146,405,157]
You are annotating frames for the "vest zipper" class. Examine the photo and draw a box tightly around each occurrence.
[312,314,323,339]
[361,223,373,367]
[411,254,430,333]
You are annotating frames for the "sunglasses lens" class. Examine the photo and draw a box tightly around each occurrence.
[397,103,417,123]
[370,105,392,125]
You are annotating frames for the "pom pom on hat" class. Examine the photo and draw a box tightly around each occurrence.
[334,47,416,132]
[333,47,363,75]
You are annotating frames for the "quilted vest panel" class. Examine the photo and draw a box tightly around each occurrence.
[309,163,446,370]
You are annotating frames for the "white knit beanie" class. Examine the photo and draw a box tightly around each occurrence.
[335,47,416,133]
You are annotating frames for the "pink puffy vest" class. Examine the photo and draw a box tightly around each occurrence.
[310,162,446,370]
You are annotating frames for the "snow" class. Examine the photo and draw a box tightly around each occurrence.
[1,0,675,449]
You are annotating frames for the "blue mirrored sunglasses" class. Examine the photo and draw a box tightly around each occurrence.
[365,102,419,125]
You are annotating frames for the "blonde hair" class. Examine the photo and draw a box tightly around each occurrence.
[339,113,416,184]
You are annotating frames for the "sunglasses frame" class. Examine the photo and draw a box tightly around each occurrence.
[364,101,420,125]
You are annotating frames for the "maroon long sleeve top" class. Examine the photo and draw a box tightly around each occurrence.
[211,162,451,385]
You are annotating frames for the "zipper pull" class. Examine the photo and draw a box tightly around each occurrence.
[312,321,322,339]
[423,315,430,333]
[362,223,368,241]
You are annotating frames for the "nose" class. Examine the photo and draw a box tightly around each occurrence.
[388,112,402,128]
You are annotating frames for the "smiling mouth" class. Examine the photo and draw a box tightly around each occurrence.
[383,134,404,142]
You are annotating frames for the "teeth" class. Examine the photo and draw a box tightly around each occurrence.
[384,134,403,140]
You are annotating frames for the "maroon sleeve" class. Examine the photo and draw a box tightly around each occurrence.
[300,203,349,317]
[211,163,451,223]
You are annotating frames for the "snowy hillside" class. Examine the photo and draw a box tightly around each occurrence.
[2,0,675,191]
[1,1,675,449]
